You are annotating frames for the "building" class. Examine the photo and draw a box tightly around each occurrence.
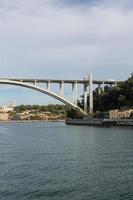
[0,106,14,113]
[0,113,9,121]
[0,100,16,113]
[109,109,133,119]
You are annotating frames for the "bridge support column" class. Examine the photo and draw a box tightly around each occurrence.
[102,82,105,92]
[84,84,88,112]
[46,80,51,90]
[72,81,77,106]
[89,74,93,114]
[114,82,117,87]
[59,81,64,97]
[98,84,101,95]
[34,80,37,86]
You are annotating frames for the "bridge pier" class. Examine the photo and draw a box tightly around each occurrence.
[46,80,51,90]
[72,81,77,106]
[83,74,93,114]
[84,84,88,113]
[34,80,37,86]
[98,84,102,95]
[59,81,64,97]
[102,82,105,92]
[89,74,93,114]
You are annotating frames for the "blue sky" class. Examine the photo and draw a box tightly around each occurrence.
[0,0,133,105]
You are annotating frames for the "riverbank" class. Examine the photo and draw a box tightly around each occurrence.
[0,119,65,123]
[66,118,133,126]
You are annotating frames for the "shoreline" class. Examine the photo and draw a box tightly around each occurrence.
[0,119,65,123]
[66,118,133,127]
[1,119,133,127]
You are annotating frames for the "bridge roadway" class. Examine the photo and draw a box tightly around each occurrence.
[0,78,122,85]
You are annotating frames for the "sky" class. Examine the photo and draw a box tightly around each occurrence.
[0,0,133,105]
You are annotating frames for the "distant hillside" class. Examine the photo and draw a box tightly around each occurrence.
[14,104,66,114]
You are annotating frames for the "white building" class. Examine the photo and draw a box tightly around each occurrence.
[109,109,133,119]
[0,100,16,113]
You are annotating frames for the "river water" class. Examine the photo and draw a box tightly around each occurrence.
[0,122,133,200]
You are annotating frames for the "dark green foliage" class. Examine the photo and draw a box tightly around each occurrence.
[79,73,133,112]
[66,108,75,119]
[93,73,133,111]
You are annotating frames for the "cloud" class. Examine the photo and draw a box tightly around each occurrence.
[0,0,133,104]
[0,0,133,79]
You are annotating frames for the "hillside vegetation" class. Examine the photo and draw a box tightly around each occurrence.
[93,73,133,111]
[14,104,66,114]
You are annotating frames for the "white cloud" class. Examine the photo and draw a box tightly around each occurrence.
[0,0,133,104]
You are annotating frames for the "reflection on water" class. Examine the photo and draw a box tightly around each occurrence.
[0,122,133,200]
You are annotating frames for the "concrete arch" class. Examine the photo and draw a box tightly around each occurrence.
[0,79,88,116]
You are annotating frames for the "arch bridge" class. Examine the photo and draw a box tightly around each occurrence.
[0,74,121,117]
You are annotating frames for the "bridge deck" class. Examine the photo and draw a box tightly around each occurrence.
[0,78,122,85]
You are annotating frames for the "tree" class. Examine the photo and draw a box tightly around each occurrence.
[79,73,133,112]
